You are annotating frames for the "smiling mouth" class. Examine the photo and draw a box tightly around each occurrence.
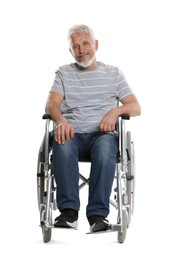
[78,51,88,58]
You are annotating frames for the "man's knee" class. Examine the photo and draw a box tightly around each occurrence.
[53,135,78,158]
[92,133,118,160]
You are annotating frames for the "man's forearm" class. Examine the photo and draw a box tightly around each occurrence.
[113,102,141,118]
[45,103,66,125]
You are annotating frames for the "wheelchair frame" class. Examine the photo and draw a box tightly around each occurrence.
[37,114,135,243]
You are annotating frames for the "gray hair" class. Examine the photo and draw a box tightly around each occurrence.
[67,24,96,46]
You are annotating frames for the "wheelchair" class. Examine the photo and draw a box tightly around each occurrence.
[37,114,135,243]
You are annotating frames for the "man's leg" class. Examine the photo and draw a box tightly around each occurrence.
[53,135,80,211]
[86,133,118,231]
[52,135,80,228]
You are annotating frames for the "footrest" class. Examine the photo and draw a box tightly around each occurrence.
[53,226,78,230]
[86,224,121,234]
[40,224,78,230]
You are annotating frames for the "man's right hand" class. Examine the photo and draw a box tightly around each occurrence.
[55,122,75,144]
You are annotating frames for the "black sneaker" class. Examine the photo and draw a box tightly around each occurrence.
[88,215,110,232]
[54,209,78,229]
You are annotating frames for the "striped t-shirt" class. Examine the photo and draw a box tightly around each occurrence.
[50,61,133,133]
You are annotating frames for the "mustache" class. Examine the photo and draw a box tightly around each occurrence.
[78,50,88,57]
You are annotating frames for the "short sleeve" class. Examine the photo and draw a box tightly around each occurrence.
[50,70,64,96]
[116,69,133,100]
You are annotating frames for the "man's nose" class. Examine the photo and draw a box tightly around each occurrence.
[79,45,85,53]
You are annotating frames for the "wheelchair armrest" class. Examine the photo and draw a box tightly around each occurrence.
[121,114,130,120]
[42,114,51,120]
[42,113,130,121]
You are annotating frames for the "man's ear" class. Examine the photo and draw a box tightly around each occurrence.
[69,48,74,57]
[95,40,99,51]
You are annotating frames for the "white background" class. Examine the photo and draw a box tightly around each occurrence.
[0,0,170,259]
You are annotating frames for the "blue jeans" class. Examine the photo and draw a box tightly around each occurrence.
[52,132,118,218]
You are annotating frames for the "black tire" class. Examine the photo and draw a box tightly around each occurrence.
[117,209,128,243]
[126,131,135,225]
[37,138,45,211]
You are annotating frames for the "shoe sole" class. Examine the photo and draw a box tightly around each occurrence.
[90,221,110,232]
[54,219,78,229]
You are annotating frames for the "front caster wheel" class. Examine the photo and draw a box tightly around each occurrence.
[40,205,52,243]
[117,209,128,243]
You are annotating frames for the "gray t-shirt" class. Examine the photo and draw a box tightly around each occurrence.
[50,61,133,133]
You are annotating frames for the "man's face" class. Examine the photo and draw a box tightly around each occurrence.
[69,32,98,68]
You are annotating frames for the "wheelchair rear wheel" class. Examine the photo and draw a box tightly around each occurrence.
[37,140,45,211]
[126,131,135,225]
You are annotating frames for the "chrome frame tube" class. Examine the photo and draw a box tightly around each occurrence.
[44,119,50,173]
[117,162,123,227]
[121,119,127,173]
[45,174,52,225]
[44,118,52,226]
